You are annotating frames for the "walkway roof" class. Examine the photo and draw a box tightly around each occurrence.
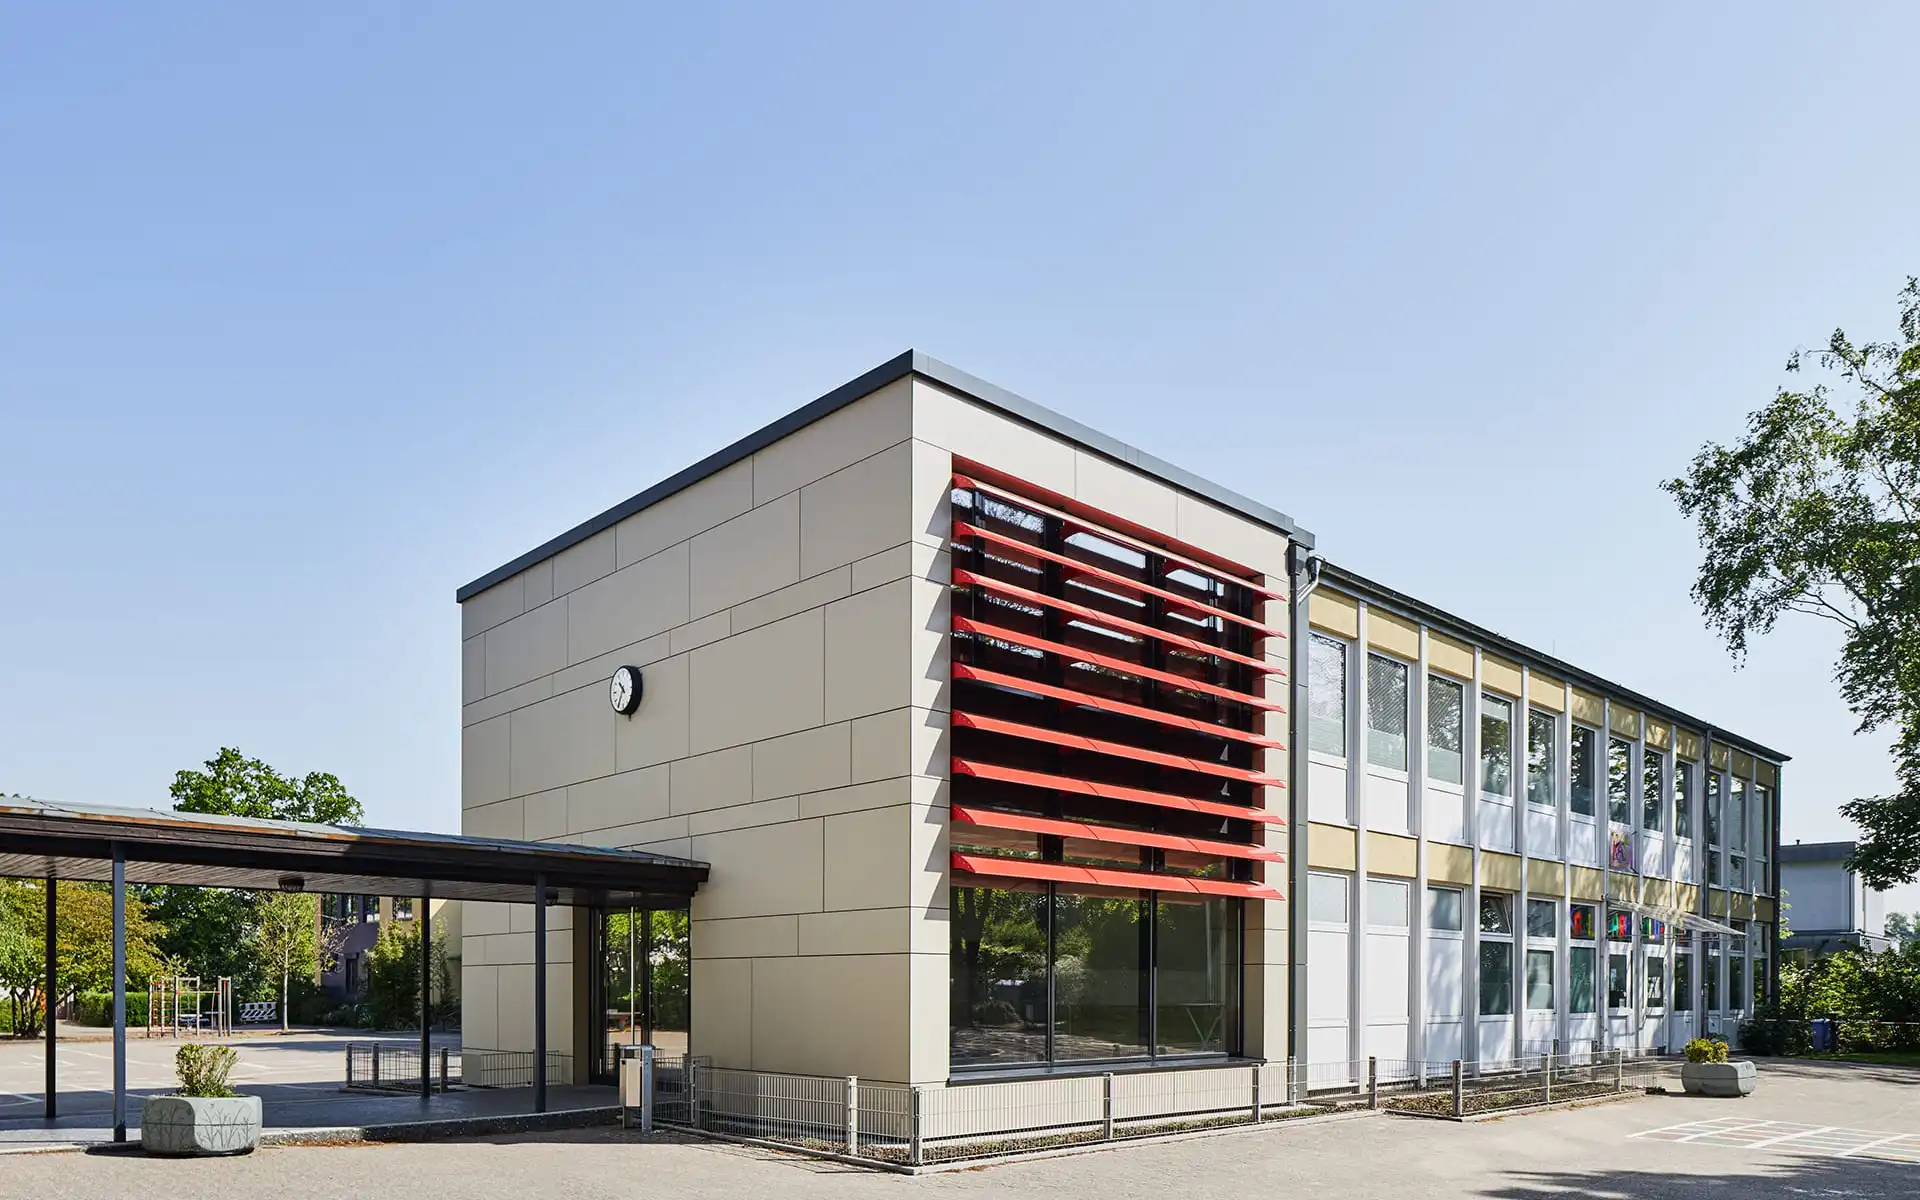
[0,795,707,908]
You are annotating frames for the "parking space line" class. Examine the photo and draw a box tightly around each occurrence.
[1748,1125,1834,1148]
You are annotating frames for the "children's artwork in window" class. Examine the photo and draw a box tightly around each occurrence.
[1569,904,1595,940]
[1610,830,1635,870]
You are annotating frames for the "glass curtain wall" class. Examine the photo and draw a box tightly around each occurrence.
[591,907,691,1082]
[952,883,1242,1069]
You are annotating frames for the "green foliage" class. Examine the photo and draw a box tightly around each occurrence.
[170,747,364,826]
[247,892,329,1031]
[0,880,163,1037]
[1685,1037,1729,1064]
[173,1043,238,1098]
[361,917,454,1030]
[73,990,151,1027]
[1664,277,1920,888]
[141,886,268,1003]
[1887,912,1916,946]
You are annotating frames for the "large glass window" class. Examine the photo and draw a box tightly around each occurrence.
[1674,760,1694,840]
[1428,676,1466,785]
[1481,695,1514,797]
[1368,879,1410,928]
[1643,749,1664,832]
[1571,946,1597,1014]
[1646,959,1667,1009]
[1569,903,1595,941]
[1309,872,1349,924]
[1705,941,1722,1011]
[1570,725,1597,818]
[1673,946,1693,1013]
[1525,950,1555,1010]
[1705,772,1722,846]
[1607,952,1630,1010]
[950,885,1049,1067]
[1526,898,1557,940]
[1730,777,1748,851]
[1428,886,1464,932]
[1479,942,1513,1016]
[1479,892,1513,935]
[1367,654,1410,770]
[1526,710,1556,808]
[1053,890,1150,1061]
[1309,635,1348,756]
[1155,897,1241,1056]
[1608,737,1632,824]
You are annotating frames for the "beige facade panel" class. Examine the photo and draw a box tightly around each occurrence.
[1308,823,1357,871]
[911,380,1076,497]
[483,599,569,698]
[1609,705,1641,739]
[1758,761,1779,789]
[1427,633,1473,680]
[1170,490,1291,581]
[689,490,800,619]
[799,442,914,580]
[1367,831,1418,878]
[1072,448,1178,534]
[1570,689,1604,727]
[1676,730,1703,761]
[1732,893,1754,920]
[1481,851,1523,891]
[552,527,616,598]
[1527,858,1564,895]
[615,458,754,571]
[1530,673,1566,713]
[686,609,826,755]
[1367,609,1419,661]
[1710,743,1732,771]
[1481,655,1522,698]
[1676,885,1699,911]
[1708,891,1729,917]
[1428,843,1474,885]
[1732,749,1755,778]
[1569,867,1605,901]
[509,684,616,798]
[1756,897,1776,923]
[753,380,913,507]
[567,543,692,666]
[1645,719,1672,750]
[1309,590,1359,640]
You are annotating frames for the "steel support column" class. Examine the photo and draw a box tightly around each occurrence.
[420,882,432,1101]
[44,876,56,1120]
[1286,544,1314,1100]
[534,874,548,1113]
[111,846,126,1142]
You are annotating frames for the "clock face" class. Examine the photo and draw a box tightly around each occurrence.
[609,666,643,715]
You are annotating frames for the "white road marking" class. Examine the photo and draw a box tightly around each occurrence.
[1839,1133,1915,1158]
[1635,1119,1920,1165]
[1747,1125,1835,1148]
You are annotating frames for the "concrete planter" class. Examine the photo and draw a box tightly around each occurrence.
[141,1094,263,1156]
[1681,1060,1758,1098]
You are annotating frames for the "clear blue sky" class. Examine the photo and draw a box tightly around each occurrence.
[3,5,1916,905]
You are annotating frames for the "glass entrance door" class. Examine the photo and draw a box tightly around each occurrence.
[590,908,690,1084]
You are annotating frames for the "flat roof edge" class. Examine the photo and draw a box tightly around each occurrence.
[456,351,1312,602]
[1318,561,1792,765]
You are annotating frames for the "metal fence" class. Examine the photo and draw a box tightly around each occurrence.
[461,1048,576,1089]
[619,1048,1668,1168]
[344,1043,459,1093]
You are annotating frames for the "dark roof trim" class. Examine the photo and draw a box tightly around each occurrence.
[1778,840,1856,864]
[1318,561,1792,765]
[457,351,1312,602]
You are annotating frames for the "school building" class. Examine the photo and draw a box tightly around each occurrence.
[455,351,1784,1089]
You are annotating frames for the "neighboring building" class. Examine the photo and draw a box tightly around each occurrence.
[1779,840,1888,957]
[456,351,1787,1087]
[319,894,462,1002]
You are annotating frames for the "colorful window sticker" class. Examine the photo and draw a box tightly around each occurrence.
[1606,909,1633,941]
[1642,917,1666,944]
[1609,831,1636,871]
[1569,905,1595,940]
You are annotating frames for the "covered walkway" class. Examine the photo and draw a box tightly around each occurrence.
[0,795,707,1142]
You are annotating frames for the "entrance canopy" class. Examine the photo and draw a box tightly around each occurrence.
[0,795,708,908]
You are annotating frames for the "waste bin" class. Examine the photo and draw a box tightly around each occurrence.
[1810,1018,1834,1052]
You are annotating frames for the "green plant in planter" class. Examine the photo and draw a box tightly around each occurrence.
[1684,1037,1729,1065]
[174,1044,239,1098]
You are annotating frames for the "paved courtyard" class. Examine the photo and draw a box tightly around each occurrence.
[0,1058,1916,1197]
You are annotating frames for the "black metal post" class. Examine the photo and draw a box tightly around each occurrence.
[111,845,126,1142]
[534,874,547,1113]
[44,876,56,1120]
[420,882,432,1100]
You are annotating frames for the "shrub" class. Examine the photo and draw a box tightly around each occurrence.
[1685,1037,1729,1064]
[174,1043,238,1098]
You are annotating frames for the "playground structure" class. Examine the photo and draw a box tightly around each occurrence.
[145,976,233,1038]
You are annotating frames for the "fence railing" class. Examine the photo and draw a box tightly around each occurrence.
[620,1046,1669,1167]
[344,1043,459,1093]
[461,1048,576,1089]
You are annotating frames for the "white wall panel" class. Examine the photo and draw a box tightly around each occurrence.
[1309,761,1350,824]
[1365,772,1412,834]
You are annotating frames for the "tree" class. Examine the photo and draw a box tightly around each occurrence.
[1887,912,1916,947]
[0,880,163,1037]
[1665,276,1920,889]
[361,916,452,1030]
[170,747,364,825]
[246,892,348,1032]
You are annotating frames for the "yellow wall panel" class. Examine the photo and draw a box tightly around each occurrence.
[1710,743,1732,771]
[1481,851,1523,890]
[1308,822,1357,871]
[1367,608,1420,660]
[1733,893,1754,920]
[1677,885,1700,911]
[1610,705,1642,739]
[1570,689,1605,727]
[1646,720,1672,750]
[1676,731,1702,761]
[1428,633,1473,680]
[1569,867,1605,900]
[1367,831,1418,878]
[1530,673,1566,712]
[1708,891,1729,917]
[1482,655,1523,697]
[1756,897,1776,922]
[1758,762,1779,789]
[1428,842,1474,885]
[1310,591,1359,639]
[1732,750,1755,778]
[1527,858,1565,894]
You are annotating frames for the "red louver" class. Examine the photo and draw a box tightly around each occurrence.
[952,852,1285,902]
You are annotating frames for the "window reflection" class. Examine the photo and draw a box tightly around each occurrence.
[1155,896,1240,1055]
[950,885,1049,1067]
[1053,889,1150,1061]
